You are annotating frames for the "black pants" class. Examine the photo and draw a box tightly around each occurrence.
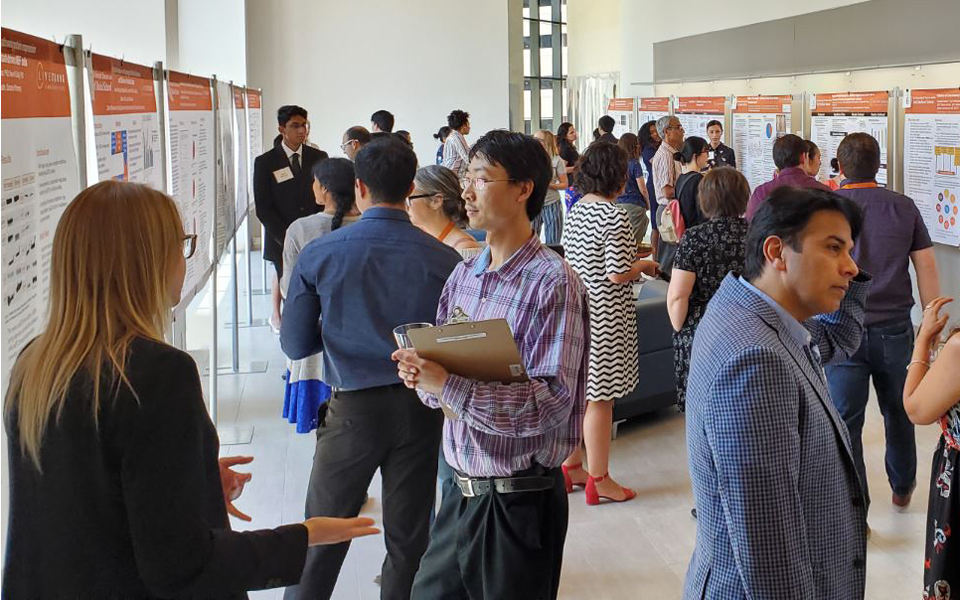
[283,384,443,600]
[411,465,568,600]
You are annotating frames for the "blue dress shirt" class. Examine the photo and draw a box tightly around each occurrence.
[280,206,462,390]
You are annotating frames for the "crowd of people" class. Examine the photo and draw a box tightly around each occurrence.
[2,101,957,600]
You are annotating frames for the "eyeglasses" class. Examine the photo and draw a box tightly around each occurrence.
[340,140,357,150]
[460,177,517,191]
[405,192,439,208]
[286,120,310,131]
[182,234,198,259]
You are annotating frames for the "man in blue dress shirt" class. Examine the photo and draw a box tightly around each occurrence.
[280,136,461,600]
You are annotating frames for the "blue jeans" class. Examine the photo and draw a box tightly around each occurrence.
[825,316,917,507]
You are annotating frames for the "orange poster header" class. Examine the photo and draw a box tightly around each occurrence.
[734,95,793,114]
[813,91,888,115]
[1,28,71,119]
[639,97,670,112]
[906,88,960,115]
[607,98,634,112]
[246,88,261,109]
[167,71,211,111]
[233,86,245,110]
[90,53,156,116]
[676,96,725,114]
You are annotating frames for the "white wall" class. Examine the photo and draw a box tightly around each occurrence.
[568,0,620,80]
[176,0,247,83]
[245,0,511,167]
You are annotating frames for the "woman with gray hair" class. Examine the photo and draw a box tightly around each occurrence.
[407,165,482,260]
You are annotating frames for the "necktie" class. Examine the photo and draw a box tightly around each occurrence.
[291,153,301,178]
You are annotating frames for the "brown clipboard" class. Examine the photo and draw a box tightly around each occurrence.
[407,319,528,384]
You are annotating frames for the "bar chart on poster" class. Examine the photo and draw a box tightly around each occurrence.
[904,88,960,246]
[675,97,726,142]
[637,97,670,132]
[88,54,163,189]
[732,95,793,191]
[0,29,81,384]
[810,91,889,186]
[607,98,635,138]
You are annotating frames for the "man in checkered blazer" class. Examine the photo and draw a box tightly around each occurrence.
[684,187,871,599]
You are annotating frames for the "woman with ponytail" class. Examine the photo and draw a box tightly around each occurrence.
[280,158,361,433]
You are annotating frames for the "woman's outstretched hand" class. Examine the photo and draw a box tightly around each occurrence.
[303,517,380,546]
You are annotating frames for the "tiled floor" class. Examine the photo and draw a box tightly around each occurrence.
[193,251,940,600]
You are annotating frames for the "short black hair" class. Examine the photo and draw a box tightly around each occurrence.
[743,186,863,280]
[772,134,808,170]
[575,141,628,198]
[598,115,616,133]
[706,119,723,131]
[344,126,371,146]
[837,132,881,181]
[354,137,417,205]
[448,110,470,130]
[469,130,551,221]
[434,126,452,141]
[674,136,709,165]
[370,109,395,132]
[277,105,307,126]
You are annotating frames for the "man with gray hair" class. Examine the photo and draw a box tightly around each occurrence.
[651,115,684,276]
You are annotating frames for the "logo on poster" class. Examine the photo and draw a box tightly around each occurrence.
[36,61,65,90]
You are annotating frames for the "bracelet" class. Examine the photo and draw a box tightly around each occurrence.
[907,359,930,370]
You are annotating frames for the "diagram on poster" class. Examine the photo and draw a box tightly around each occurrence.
[810,91,889,186]
[675,97,726,143]
[233,86,249,229]
[732,95,793,190]
[637,97,670,131]
[167,71,216,299]
[606,98,635,138]
[1,28,81,385]
[88,54,162,189]
[904,88,960,246]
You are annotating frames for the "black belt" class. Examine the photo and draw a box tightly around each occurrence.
[454,471,555,498]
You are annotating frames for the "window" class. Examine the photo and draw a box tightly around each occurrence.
[522,0,567,135]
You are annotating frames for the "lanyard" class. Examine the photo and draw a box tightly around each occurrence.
[840,182,879,190]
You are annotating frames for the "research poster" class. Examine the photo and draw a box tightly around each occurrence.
[89,54,162,189]
[904,88,960,246]
[675,97,726,142]
[732,95,793,191]
[637,97,670,131]
[233,86,248,229]
[606,98,635,138]
[167,71,215,298]
[214,80,236,258]
[246,88,262,208]
[810,91,889,185]
[0,28,81,384]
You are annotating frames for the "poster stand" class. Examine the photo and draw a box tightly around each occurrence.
[64,35,87,189]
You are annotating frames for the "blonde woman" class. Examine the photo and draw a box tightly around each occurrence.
[532,129,568,245]
[3,181,377,598]
[407,164,482,260]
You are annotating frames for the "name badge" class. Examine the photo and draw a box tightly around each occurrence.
[273,167,294,183]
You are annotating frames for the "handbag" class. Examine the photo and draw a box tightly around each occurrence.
[659,173,696,243]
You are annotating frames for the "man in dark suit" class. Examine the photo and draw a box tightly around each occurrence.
[254,105,327,330]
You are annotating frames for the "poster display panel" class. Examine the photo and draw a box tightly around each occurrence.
[1,28,81,383]
[904,88,960,246]
[675,96,726,142]
[732,95,793,190]
[606,98,635,138]
[214,80,235,258]
[810,91,889,185]
[246,88,262,212]
[637,97,670,131]
[89,54,162,189]
[167,71,216,297]
[233,86,248,229]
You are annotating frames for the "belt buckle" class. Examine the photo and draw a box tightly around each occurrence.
[457,474,476,498]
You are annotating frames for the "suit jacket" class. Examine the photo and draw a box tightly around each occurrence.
[683,273,870,600]
[253,144,327,264]
[3,338,308,598]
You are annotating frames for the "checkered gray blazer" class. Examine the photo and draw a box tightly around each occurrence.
[684,274,871,599]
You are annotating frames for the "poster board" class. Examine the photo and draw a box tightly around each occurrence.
[0,28,81,384]
[167,71,216,299]
[904,88,960,246]
[88,54,163,189]
[637,97,671,131]
[246,88,262,213]
[810,91,889,186]
[233,86,248,229]
[214,80,236,259]
[675,96,726,142]
[606,98,636,138]
[732,95,794,191]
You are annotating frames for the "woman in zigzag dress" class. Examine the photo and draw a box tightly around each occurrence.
[560,141,659,505]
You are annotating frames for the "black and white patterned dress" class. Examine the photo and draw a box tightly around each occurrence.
[923,401,960,599]
[672,216,748,411]
[562,201,639,402]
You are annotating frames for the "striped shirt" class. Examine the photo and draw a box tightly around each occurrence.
[652,141,680,206]
[418,234,590,477]
[441,130,470,178]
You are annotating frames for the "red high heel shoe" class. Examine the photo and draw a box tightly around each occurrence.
[585,473,636,505]
[561,463,587,494]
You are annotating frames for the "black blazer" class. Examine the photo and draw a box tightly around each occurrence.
[253,144,327,264]
[3,338,308,599]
